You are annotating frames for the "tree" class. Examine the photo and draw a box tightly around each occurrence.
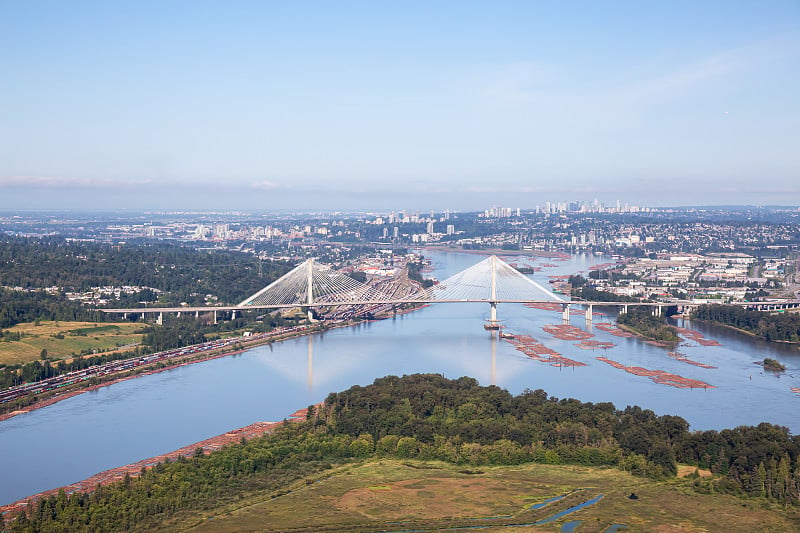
[396,437,418,458]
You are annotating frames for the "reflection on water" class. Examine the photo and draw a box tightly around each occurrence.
[491,331,497,385]
[307,335,313,393]
[0,250,798,507]
[299,310,501,396]
[535,494,604,525]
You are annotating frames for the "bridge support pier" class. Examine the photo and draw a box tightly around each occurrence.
[195,311,199,318]
[213,310,218,325]
[562,303,570,322]
[622,304,628,315]
[585,304,593,323]
[231,310,236,320]
[653,306,661,317]
[157,312,163,326]
[307,258,315,322]
[490,302,497,323]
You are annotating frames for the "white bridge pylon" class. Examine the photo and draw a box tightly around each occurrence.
[422,255,564,324]
[238,259,395,310]
[422,255,563,303]
[238,256,563,321]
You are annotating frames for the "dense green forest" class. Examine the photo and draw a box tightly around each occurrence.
[6,375,799,531]
[617,307,680,343]
[0,289,106,330]
[0,236,294,389]
[0,235,291,307]
[692,304,800,342]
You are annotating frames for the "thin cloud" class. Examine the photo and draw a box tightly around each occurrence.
[460,186,547,194]
[252,180,290,191]
[0,176,154,189]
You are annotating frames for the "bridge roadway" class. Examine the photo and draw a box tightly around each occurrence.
[98,299,800,315]
[99,298,800,327]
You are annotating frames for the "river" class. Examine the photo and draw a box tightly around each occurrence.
[1,250,799,506]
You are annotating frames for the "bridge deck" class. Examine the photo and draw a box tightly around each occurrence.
[98,299,706,315]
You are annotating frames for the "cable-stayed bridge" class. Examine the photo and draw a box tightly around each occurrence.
[99,255,695,324]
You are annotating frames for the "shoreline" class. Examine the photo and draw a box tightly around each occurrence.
[421,245,572,260]
[0,406,313,518]
[0,304,429,511]
[0,302,430,424]
[689,318,800,346]
[0,323,334,423]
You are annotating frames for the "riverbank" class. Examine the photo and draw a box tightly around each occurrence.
[3,247,800,515]
[421,245,572,260]
[0,406,313,519]
[0,300,432,423]
[689,318,800,346]
[0,321,340,423]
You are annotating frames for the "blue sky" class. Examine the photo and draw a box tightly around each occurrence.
[1,1,798,211]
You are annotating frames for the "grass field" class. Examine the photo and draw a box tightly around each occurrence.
[0,321,144,365]
[171,459,799,533]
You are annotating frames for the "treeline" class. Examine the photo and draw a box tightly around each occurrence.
[139,312,303,353]
[322,375,800,502]
[0,235,291,306]
[569,275,637,302]
[0,313,302,392]
[617,307,680,343]
[0,349,147,390]
[692,304,800,342]
[8,375,800,532]
[4,427,336,532]
[407,260,434,288]
[141,320,208,352]
[0,289,106,330]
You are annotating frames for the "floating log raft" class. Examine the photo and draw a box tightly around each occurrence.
[668,351,717,369]
[543,324,594,341]
[596,357,715,389]
[503,333,587,368]
[675,327,722,346]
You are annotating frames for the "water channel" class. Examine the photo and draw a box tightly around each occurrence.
[1,250,799,506]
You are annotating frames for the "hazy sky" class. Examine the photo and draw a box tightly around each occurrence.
[1,1,798,211]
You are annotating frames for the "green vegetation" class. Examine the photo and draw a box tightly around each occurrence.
[0,321,144,366]
[0,288,106,330]
[763,358,787,372]
[180,460,798,533]
[569,275,637,302]
[0,235,291,310]
[0,236,295,391]
[6,375,800,532]
[693,303,800,342]
[617,307,680,343]
[0,313,304,392]
[407,259,434,288]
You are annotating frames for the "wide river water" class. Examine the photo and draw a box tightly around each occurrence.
[2,250,799,506]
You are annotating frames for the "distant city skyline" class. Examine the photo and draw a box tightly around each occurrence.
[1,1,799,211]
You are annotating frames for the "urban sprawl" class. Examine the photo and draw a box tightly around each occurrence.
[2,202,800,307]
